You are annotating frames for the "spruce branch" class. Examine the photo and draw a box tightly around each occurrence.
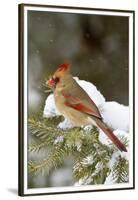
[28,144,69,175]
[28,116,129,185]
[112,156,129,183]
[29,140,49,152]
[28,118,63,149]
[73,136,112,184]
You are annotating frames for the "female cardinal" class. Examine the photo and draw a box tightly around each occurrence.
[46,63,127,152]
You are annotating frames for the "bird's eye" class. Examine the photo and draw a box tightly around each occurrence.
[53,77,59,84]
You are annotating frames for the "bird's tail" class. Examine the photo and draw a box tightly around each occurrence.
[95,119,127,152]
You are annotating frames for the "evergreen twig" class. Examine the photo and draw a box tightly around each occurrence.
[28,116,129,185]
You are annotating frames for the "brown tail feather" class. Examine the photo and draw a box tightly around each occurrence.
[96,119,127,152]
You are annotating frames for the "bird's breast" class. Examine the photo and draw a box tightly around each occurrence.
[54,91,96,127]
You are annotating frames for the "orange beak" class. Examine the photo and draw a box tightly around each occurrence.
[46,78,56,88]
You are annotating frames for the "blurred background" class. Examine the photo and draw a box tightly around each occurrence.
[28,10,129,188]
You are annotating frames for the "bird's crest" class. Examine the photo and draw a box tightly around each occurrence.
[52,62,70,77]
[56,62,70,72]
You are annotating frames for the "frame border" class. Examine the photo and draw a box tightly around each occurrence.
[18,4,24,196]
[18,3,135,196]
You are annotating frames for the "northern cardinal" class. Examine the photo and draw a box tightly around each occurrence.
[46,63,127,152]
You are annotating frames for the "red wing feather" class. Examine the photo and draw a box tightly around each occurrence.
[62,93,102,119]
